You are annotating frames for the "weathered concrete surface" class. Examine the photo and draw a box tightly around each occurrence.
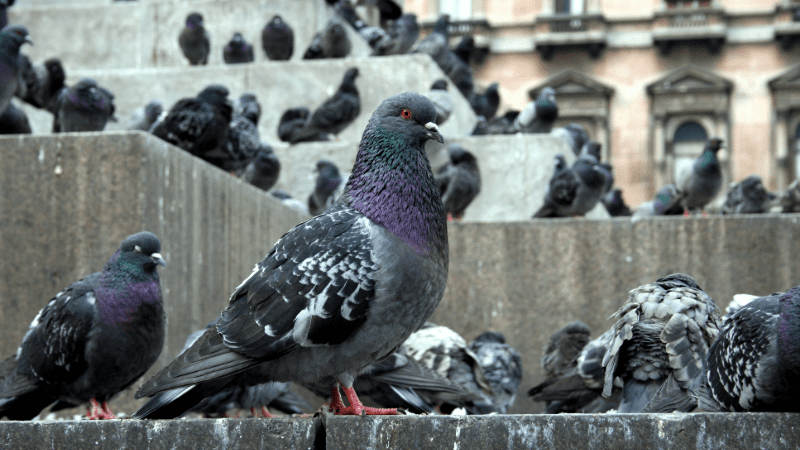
[20,55,477,146]
[0,132,308,417]
[0,418,319,450]
[326,414,800,450]
[435,215,800,413]
[9,0,370,70]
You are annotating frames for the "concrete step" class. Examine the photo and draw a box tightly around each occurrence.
[9,0,371,70]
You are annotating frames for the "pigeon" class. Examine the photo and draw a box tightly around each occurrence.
[16,57,65,114]
[469,83,500,120]
[602,189,632,217]
[223,32,254,64]
[179,13,210,66]
[780,178,800,213]
[373,13,419,56]
[470,116,488,135]
[290,68,360,144]
[235,93,261,126]
[632,184,685,218]
[307,159,343,216]
[243,144,281,192]
[676,137,724,212]
[0,0,14,30]
[151,84,232,165]
[0,100,30,134]
[277,107,311,143]
[270,190,309,216]
[515,87,558,134]
[552,123,590,157]
[410,15,474,99]
[217,110,261,175]
[132,92,447,418]
[0,25,32,116]
[721,175,776,215]
[0,232,166,420]
[602,273,721,413]
[411,15,449,63]
[453,35,475,64]
[423,79,453,127]
[436,144,481,220]
[467,332,523,414]
[52,78,116,133]
[302,19,351,60]
[127,100,163,132]
[693,287,800,412]
[533,147,610,218]
[480,110,519,135]
[261,15,294,61]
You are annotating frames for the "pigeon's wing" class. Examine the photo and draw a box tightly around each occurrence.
[137,204,377,396]
[540,321,591,380]
[151,99,217,153]
[308,92,359,132]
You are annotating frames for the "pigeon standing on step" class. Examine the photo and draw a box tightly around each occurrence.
[277,107,310,143]
[373,13,419,56]
[533,146,610,218]
[436,144,481,220]
[290,68,360,144]
[53,78,117,133]
[467,332,523,414]
[217,109,261,175]
[676,137,724,212]
[780,179,800,213]
[307,159,343,216]
[0,101,30,134]
[0,232,166,420]
[469,83,500,121]
[127,100,163,132]
[235,93,261,126]
[423,79,453,126]
[303,19,351,60]
[602,189,632,217]
[243,144,281,193]
[410,15,474,99]
[632,184,685,218]
[721,175,776,215]
[16,57,65,114]
[179,13,210,66]
[0,25,32,116]
[223,32,254,64]
[552,123,589,157]
[602,273,721,413]
[0,0,15,30]
[515,87,558,134]
[261,15,294,61]
[132,92,447,419]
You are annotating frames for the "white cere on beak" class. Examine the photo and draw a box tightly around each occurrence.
[134,245,142,253]
[424,122,439,132]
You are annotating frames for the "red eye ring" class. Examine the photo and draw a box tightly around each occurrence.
[401,109,412,119]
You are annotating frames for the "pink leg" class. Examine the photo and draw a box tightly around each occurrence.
[332,385,397,416]
[249,406,274,418]
[86,398,116,420]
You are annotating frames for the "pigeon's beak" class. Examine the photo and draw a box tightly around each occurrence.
[24,36,33,46]
[150,253,167,268]
[424,122,444,143]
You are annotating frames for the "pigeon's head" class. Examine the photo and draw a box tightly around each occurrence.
[655,273,701,291]
[0,25,33,48]
[268,15,285,27]
[237,93,261,124]
[554,154,567,171]
[431,79,448,91]
[118,231,167,272]
[400,13,418,30]
[537,87,557,104]
[44,58,66,83]
[739,175,770,201]
[341,67,359,89]
[144,100,163,120]
[472,331,506,345]
[447,144,477,166]
[368,92,444,146]
[580,140,602,163]
[433,14,450,36]
[228,32,247,48]
[315,160,343,193]
[186,13,204,29]
[325,22,347,41]
[705,137,724,153]
[653,184,680,214]
[198,84,230,108]
[254,144,278,165]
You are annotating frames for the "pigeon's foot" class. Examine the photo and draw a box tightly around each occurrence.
[683,210,691,217]
[329,385,397,416]
[250,406,274,418]
[86,398,117,420]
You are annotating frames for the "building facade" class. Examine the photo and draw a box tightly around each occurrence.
[404,0,800,206]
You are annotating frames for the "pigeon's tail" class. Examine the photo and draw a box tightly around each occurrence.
[387,385,437,414]
[0,391,58,421]
[289,127,331,144]
[532,204,558,219]
[133,379,240,420]
[618,376,696,414]
[617,378,663,413]
[689,372,724,412]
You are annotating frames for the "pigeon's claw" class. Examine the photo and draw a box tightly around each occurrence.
[86,398,117,420]
[329,385,397,416]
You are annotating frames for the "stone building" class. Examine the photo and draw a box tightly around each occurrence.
[405,0,800,206]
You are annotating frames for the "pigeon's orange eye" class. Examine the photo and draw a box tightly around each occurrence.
[401,109,412,119]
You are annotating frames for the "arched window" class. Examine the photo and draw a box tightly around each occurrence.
[439,0,472,20]
[674,121,708,142]
[672,121,708,182]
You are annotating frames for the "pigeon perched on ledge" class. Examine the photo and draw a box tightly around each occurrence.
[632,184,685,218]
[533,145,610,218]
[243,145,280,193]
[721,175,776,215]
[53,78,117,133]
[127,100,163,132]
[0,25,32,116]
[308,159,343,216]
[515,87,558,134]
[0,232,166,420]
[133,92,447,418]
[179,13,210,66]
[302,19,351,60]
[262,15,294,61]
[436,144,481,220]
[677,137,724,212]
[223,32,254,64]
[290,68,360,144]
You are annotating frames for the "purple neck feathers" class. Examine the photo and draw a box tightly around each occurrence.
[95,250,162,327]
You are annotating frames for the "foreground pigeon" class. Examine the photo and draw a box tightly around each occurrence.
[0,232,166,420]
[515,87,558,134]
[602,273,721,413]
[243,144,281,192]
[277,107,310,143]
[632,184,685,218]
[179,13,210,66]
[373,13,419,56]
[552,123,590,157]
[261,15,294,61]
[302,19,351,60]
[533,147,609,218]
[436,144,481,220]
[0,100,30,134]
[721,175,776,215]
[308,159,343,216]
[223,32,254,64]
[290,68,360,143]
[423,79,452,126]
[127,100,163,132]
[676,137,724,212]
[133,92,447,418]
[0,25,32,116]
[53,78,116,133]
[469,83,500,121]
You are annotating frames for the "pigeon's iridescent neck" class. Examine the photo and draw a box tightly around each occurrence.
[778,288,800,365]
[95,250,161,327]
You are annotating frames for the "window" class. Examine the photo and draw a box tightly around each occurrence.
[672,121,708,182]
[555,0,584,14]
[439,0,472,20]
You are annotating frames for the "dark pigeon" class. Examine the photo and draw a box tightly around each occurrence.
[262,15,294,61]
[16,57,65,114]
[373,13,419,56]
[436,144,481,220]
[692,287,800,412]
[423,79,452,126]
[780,178,800,213]
[721,175,776,215]
[515,87,558,133]
[127,100,163,132]
[602,188,632,217]
[469,82,500,120]
[0,100,30,134]
[552,123,589,157]
[632,184,685,218]
[53,78,116,133]
[0,0,14,30]
[217,110,261,175]
[290,68,360,143]
[235,92,261,126]
[270,190,309,216]
[676,137,724,212]
[308,159,343,216]
[223,32,254,64]
[411,15,474,99]
[0,232,166,420]
[277,107,310,143]
[470,116,488,135]
[151,84,232,166]
[467,332,523,414]
[302,19,351,60]
[602,273,721,413]
[244,144,281,193]
[453,35,475,64]
[0,25,32,116]
[480,110,519,135]
[179,13,210,66]
[533,146,610,218]
[410,15,449,62]
[132,92,447,418]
